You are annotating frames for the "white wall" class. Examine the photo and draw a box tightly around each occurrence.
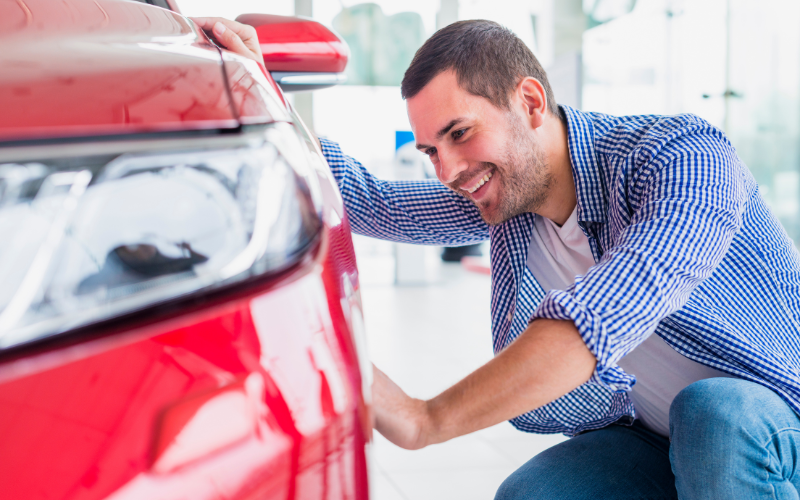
[174,0,293,18]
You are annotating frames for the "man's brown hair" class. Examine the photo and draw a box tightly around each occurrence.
[401,20,562,120]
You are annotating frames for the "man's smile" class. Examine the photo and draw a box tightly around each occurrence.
[460,169,494,195]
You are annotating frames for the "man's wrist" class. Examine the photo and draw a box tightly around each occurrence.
[402,398,437,450]
[420,398,446,447]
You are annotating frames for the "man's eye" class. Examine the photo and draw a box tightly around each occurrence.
[452,129,466,139]
[426,147,437,156]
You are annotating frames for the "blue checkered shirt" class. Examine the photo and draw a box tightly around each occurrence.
[320,105,800,436]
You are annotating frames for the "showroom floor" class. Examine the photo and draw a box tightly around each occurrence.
[355,237,567,500]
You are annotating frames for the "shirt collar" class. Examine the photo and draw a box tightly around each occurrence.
[561,105,608,224]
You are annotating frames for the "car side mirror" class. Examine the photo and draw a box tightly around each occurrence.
[236,14,348,92]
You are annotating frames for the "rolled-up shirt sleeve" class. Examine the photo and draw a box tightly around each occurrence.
[532,126,748,392]
[319,137,489,246]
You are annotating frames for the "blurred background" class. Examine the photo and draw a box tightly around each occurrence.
[179,0,800,244]
[178,1,800,498]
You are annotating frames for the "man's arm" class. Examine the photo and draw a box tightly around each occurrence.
[374,318,596,449]
[319,139,490,246]
[375,119,748,447]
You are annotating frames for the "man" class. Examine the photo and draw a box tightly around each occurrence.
[205,16,800,499]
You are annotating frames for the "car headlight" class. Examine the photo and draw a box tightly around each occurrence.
[0,125,322,348]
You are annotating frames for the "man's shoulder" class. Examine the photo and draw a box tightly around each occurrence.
[581,110,726,160]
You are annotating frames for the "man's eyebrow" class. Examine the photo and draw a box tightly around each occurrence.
[436,118,466,139]
[415,118,468,151]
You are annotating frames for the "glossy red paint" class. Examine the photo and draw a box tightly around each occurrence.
[237,14,349,73]
[0,0,370,498]
[0,0,241,141]
[223,56,290,124]
[0,232,369,500]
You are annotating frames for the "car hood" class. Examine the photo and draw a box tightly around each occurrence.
[0,0,246,142]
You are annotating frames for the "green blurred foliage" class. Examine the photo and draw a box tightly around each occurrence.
[333,4,426,86]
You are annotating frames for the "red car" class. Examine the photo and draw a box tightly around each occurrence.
[0,1,372,499]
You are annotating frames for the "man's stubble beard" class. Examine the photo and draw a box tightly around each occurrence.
[470,115,552,226]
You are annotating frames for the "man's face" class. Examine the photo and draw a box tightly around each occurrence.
[408,70,551,226]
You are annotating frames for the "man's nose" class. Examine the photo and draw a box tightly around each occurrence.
[437,148,469,186]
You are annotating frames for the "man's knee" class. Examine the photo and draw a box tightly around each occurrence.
[669,378,800,498]
[670,377,775,440]
[669,378,757,495]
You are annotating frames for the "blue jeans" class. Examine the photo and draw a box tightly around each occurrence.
[495,378,800,499]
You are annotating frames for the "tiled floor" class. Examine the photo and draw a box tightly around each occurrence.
[355,237,567,500]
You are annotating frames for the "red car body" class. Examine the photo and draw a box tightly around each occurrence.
[0,1,371,499]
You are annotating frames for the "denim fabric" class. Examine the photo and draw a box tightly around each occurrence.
[670,378,800,499]
[495,378,800,499]
[495,420,677,500]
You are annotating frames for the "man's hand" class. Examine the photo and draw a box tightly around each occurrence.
[371,319,597,449]
[191,17,263,65]
[372,365,430,450]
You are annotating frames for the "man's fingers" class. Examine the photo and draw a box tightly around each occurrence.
[211,22,249,53]
[218,18,259,45]
[190,16,215,30]
[190,17,262,63]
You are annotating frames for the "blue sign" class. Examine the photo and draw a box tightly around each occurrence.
[395,131,415,151]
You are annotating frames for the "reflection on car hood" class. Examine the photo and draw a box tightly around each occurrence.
[0,0,242,141]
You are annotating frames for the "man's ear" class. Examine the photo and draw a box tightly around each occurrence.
[517,77,548,130]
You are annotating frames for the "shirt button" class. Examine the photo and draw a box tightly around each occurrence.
[507,312,513,322]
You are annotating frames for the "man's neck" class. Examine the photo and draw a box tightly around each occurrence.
[534,116,577,226]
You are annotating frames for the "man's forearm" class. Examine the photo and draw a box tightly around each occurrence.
[423,319,596,445]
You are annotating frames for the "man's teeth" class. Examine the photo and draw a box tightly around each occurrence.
[467,172,492,194]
